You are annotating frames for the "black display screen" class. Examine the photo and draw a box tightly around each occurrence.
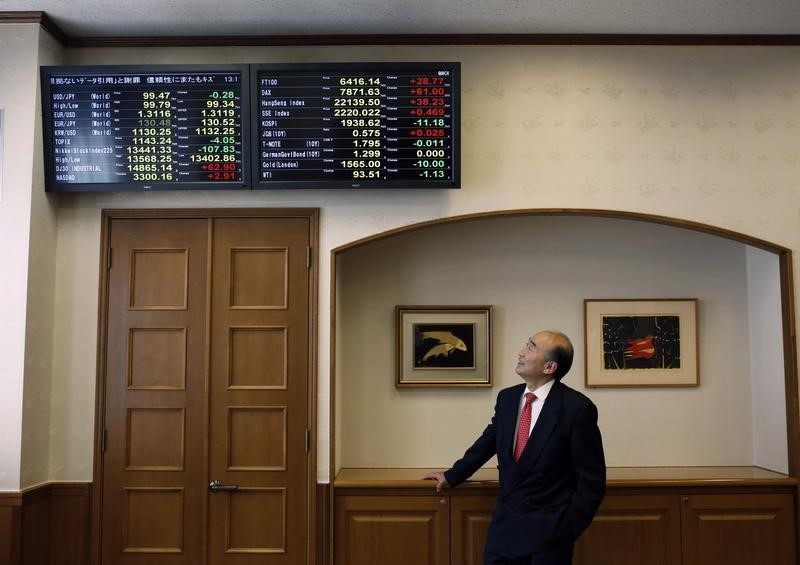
[41,65,250,191]
[252,63,460,189]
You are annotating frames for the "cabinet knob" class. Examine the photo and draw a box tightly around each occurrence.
[439,498,448,506]
[682,497,689,503]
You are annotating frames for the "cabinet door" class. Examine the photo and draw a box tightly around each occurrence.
[681,493,796,565]
[335,496,449,565]
[451,496,495,565]
[574,495,681,565]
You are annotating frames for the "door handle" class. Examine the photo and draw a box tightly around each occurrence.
[209,479,238,492]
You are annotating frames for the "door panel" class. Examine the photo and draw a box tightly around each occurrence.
[208,218,310,564]
[102,219,209,564]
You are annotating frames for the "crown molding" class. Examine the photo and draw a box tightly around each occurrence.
[2,12,800,48]
[0,10,69,45]
[70,33,800,48]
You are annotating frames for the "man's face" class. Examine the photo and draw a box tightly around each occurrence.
[516,332,556,382]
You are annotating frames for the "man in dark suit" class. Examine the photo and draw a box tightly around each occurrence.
[424,330,606,565]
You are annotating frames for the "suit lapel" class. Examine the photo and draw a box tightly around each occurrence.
[513,381,564,481]
[500,384,526,462]
[497,383,525,464]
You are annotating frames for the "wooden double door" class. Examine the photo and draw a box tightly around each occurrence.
[98,211,316,565]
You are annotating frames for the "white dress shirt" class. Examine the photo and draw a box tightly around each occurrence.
[514,379,556,447]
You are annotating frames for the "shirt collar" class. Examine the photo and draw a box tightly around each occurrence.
[525,379,555,401]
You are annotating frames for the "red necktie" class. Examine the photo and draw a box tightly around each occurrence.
[514,392,535,462]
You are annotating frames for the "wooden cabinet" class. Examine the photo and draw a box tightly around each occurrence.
[680,494,796,565]
[334,496,450,565]
[450,496,495,565]
[577,493,797,565]
[574,495,682,565]
[334,493,489,565]
[333,468,798,565]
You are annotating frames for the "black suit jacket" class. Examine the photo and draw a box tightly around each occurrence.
[444,381,606,560]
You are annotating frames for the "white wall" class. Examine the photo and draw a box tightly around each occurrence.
[18,43,800,483]
[0,24,42,491]
[20,29,64,489]
[747,246,788,473]
[337,215,761,469]
[49,204,99,479]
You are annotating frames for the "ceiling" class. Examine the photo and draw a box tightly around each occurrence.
[1,0,800,38]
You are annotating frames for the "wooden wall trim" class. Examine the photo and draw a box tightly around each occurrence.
[781,252,799,478]
[3,13,800,48]
[101,207,320,219]
[334,466,798,489]
[48,482,92,497]
[0,492,23,506]
[332,209,790,255]
[22,485,50,565]
[0,482,91,565]
[316,483,331,565]
[778,251,800,555]
[333,483,798,498]
[49,483,92,565]
[309,212,322,565]
[90,212,112,565]
[0,504,22,565]
[0,10,69,45]
[64,33,800,48]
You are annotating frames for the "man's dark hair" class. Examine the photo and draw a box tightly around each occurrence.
[544,331,574,381]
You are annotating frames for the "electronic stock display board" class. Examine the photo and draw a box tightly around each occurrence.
[253,62,459,189]
[41,62,460,191]
[41,65,250,191]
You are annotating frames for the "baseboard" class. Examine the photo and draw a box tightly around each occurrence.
[316,482,331,565]
[0,496,22,565]
[0,482,92,565]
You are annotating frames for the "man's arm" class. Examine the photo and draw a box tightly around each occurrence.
[563,400,606,540]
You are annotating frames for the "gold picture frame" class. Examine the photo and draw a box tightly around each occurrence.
[584,299,699,388]
[396,305,492,388]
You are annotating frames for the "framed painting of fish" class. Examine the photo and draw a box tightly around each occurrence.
[584,299,698,387]
[396,305,492,387]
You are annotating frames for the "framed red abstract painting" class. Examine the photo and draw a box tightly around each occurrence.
[584,299,698,388]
